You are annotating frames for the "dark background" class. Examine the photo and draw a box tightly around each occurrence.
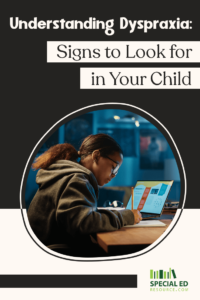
[2,2,199,209]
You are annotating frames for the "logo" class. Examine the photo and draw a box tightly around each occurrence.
[150,268,176,279]
[150,268,188,292]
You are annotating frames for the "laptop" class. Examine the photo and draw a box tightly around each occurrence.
[126,180,174,219]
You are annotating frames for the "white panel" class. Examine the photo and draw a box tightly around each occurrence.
[80,68,200,89]
[0,209,199,298]
[47,42,200,63]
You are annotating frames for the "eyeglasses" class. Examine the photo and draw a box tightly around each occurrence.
[103,155,120,176]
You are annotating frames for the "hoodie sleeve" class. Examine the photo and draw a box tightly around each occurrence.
[56,174,134,236]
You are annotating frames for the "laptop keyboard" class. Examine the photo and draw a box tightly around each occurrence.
[142,213,157,218]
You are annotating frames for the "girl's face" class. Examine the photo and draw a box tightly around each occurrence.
[92,151,123,186]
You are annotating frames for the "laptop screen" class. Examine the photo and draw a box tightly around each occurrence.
[126,181,174,215]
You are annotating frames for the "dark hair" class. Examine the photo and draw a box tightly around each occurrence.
[32,134,123,170]
[151,136,156,142]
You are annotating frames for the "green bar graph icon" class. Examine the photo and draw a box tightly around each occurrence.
[172,269,177,278]
[150,268,177,279]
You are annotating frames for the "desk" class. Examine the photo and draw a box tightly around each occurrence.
[95,219,171,256]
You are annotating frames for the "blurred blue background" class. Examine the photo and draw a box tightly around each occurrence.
[25,109,180,209]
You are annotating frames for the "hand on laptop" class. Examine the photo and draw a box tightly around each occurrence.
[131,210,142,224]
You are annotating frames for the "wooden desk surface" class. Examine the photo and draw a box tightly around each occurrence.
[96,220,171,255]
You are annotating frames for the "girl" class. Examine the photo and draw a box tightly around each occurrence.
[28,134,142,257]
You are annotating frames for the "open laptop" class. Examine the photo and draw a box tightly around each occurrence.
[126,180,174,219]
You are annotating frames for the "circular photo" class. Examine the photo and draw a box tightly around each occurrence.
[22,106,184,260]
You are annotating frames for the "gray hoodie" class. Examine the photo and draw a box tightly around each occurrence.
[28,160,134,247]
